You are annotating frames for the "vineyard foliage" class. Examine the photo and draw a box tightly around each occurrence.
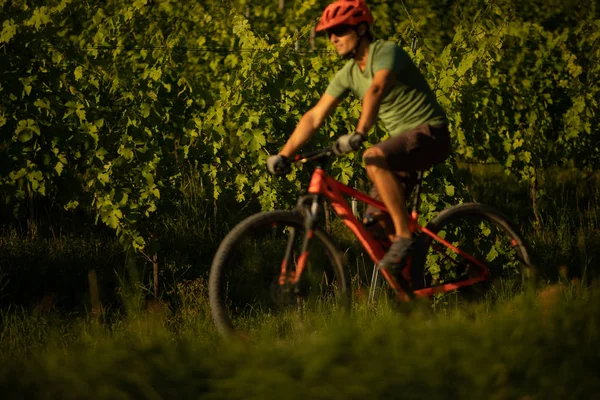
[0,0,599,250]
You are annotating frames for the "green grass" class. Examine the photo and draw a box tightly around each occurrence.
[1,283,599,399]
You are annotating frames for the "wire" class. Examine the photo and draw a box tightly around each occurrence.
[85,45,337,54]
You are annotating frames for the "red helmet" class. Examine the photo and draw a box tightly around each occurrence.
[315,0,374,32]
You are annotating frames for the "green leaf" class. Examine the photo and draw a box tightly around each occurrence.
[15,119,40,142]
[102,208,123,229]
[64,200,79,211]
[132,235,146,251]
[148,68,162,81]
[76,108,86,121]
[251,131,266,150]
[81,122,99,142]
[520,151,532,163]
[64,101,86,121]
[98,172,110,184]
[34,98,51,110]
[117,192,129,206]
[140,103,151,118]
[0,19,17,44]
[440,75,455,90]
[74,66,83,81]
[25,7,51,30]
[133,0,148,10]
[55,161,64,175]
[119,146,134,160]
[479,222,492,237]
[486,246,499,262]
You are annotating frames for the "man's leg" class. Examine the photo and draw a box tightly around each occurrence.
[363,146,416,276]
[362,124,451,274]
[363,147,411,240]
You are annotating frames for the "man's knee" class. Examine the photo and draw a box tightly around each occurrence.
[363,147,389,170]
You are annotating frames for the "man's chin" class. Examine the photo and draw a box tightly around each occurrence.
[337,49,350,57]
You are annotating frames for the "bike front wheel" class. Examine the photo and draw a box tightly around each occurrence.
[209,210,351,338]
[412,203,536,301]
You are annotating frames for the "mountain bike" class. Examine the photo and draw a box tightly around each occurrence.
[208,146,536,337]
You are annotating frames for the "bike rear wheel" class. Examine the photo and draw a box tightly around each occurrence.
[209,210,350,338]
[412,203,536,301]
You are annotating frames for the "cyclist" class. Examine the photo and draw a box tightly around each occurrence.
[266,0,451,282]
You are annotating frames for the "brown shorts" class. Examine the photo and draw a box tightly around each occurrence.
[364,123,451,217]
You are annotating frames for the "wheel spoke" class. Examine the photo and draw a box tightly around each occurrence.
[413,204,535,300]
[209,211,350,338]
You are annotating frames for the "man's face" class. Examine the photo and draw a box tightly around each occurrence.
[327,25,359,57]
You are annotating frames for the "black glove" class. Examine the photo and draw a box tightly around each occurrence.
[266,154,291,175]
[332,132,365,155]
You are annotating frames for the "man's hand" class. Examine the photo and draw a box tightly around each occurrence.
[266,154,291,175]
[332,132,365,155]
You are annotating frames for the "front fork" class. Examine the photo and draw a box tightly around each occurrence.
[278,195,321,288]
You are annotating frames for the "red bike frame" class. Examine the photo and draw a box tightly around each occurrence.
[305,168,490,301]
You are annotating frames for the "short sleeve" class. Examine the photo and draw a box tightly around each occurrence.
[325,64,351,99]
[372,42,410,74]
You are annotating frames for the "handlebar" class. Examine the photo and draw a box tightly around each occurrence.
[293,146,335,164]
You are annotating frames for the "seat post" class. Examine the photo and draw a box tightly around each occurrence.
[411,171,423,216]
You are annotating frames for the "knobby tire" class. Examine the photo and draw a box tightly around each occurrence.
[209,210,351,338]
[411,203,536,298]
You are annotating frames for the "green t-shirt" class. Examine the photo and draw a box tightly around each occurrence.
[326,39,446,136]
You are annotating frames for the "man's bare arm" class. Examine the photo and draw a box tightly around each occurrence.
[279,93,341,158]
[355,69,396,134]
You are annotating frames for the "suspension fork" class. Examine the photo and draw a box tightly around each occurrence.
[278,195,321,286]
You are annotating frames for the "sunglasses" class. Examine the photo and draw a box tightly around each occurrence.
[326,25,354,38]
